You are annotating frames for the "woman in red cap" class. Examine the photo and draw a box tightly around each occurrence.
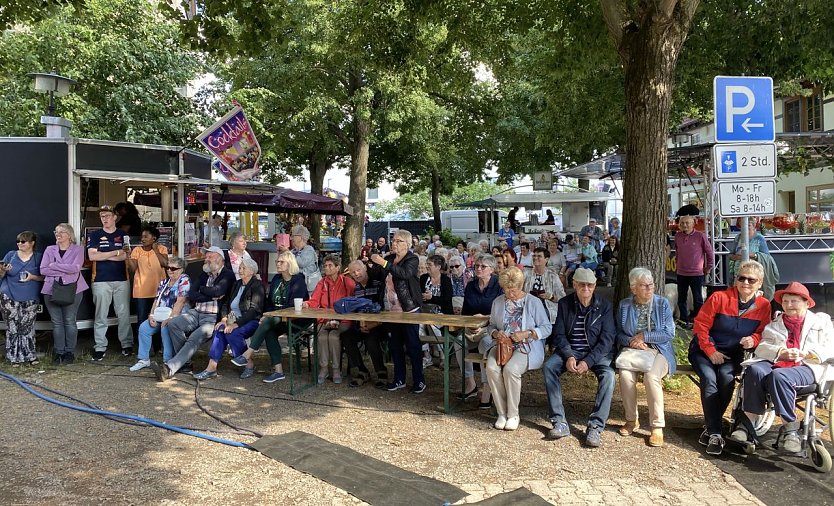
[730,281,834,452]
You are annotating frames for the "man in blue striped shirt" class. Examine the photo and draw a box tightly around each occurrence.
[543,267,616,447]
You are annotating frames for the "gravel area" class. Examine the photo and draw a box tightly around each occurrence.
[0,345,765,505]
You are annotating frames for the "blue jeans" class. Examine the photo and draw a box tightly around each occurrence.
[137,319,173,361]
[742,361,816,423]
[543,353,615,430]
[676,274,704,322]
[689,342,742,435]
[387,321,424,385]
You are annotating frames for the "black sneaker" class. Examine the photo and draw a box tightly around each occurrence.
[121,347,133,357]
[63,352,75,365]
[179,362,193,374]
[698,429,710,446]
[92,351,106,362]
[410,381,427,394]
[706,434,725,456]
[53,352,63,365]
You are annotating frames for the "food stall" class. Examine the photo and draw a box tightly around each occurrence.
[0,137,351,330]
[457,191,615,242]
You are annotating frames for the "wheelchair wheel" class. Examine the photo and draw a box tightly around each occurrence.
[752,410,776,437]
[810,441,833,473]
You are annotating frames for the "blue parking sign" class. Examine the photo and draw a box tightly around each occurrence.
[720,151,737,173]
[713,76,775,143]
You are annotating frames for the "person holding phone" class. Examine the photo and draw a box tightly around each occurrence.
[0,231,44,366]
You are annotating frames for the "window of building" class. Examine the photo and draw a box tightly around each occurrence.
[783,85,823,133]
[807,184,834,213]
[367,187,379,200]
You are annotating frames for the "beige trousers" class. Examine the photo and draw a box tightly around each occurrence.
[485,347,530,419]
[619,353,669,428]
[318,322,350,371]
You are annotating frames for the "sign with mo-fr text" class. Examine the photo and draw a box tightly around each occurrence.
[717,180,776,217]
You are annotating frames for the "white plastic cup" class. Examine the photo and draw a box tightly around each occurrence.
[293,298,303,312]
[19,271,28,282]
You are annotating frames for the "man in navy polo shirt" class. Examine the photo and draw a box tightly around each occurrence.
[86,205,133,360]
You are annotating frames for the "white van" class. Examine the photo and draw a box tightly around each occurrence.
[440,210,508,241]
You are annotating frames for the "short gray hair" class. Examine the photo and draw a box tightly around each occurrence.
[393,229,412,245]
[168,256,187,270]
[291,225,310,242]
[240,257,259,274]
[228,230,246,245]
[628,267,654,287]
[737,260,764,280]
[475,253,497,270]
[55,223,77,244]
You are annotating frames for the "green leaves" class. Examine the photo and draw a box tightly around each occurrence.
[0,0,208,145]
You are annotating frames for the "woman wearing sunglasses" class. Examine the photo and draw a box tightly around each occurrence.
[129,256,190,371]
[689,260,771,457]
[0,231,44,366]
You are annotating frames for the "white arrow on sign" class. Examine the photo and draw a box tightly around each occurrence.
[741,117,764,133]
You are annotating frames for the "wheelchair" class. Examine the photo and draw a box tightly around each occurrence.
[728,357,834,472]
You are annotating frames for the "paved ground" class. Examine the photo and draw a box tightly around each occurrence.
[0,333,775,506]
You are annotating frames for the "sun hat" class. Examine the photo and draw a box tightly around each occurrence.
[573,268,597,284]
[773,281,815,308]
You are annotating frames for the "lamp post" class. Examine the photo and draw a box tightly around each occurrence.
[28,70,76,138]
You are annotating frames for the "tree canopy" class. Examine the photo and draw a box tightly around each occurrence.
[0,0,207,144]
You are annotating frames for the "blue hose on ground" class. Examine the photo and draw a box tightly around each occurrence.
[0,370,253,450]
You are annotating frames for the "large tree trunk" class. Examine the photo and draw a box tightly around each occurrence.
[308,153,329,247]
[431,167,442,233]
[342,70,371,266]
[602,0,700,301]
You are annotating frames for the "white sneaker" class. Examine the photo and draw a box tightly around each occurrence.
[504,416,520,431]
[494,415,508,430]
[422,356,433,368]
[129,359,151,372]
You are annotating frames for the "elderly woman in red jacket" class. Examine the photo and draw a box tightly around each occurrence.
[731,282,834,452]
[689,260,771,457]
[303,254,355,384]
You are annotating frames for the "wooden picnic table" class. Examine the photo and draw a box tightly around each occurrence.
[266,308,490,412]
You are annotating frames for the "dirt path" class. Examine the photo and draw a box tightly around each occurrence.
[0,353,766,505]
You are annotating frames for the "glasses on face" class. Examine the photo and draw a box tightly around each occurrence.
[449,265,462,269]
[166,266,182,271]
[575,282,595,289]
[392,239,406,244]
[474,264,491,270]
[637,282,655,289]
[16,240,29,244]
[54,231,67,236]
[737,275,759,285]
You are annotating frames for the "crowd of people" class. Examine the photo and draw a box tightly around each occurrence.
[1,209,831,458]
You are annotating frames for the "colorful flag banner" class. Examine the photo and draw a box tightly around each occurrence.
[198,105,262,181]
